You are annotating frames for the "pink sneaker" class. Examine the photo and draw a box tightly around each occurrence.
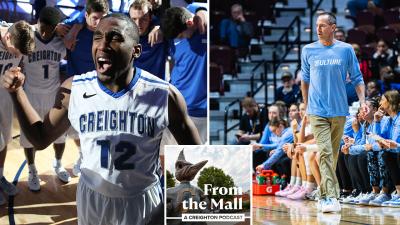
[287,186,307,200]
[281,185,301,197]
[275,184,293,197]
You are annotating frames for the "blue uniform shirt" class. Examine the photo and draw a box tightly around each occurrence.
[169,32,207,117]
[66,26,95,76]
[301,40,364,117]
[349,123,380,155]
[134,35,167,80]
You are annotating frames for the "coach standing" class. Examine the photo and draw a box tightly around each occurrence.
[301,12,367,213]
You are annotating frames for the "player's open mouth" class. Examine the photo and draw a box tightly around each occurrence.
[97,57,112,73]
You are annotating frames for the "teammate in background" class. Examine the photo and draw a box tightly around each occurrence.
[301,12,367,213]
[0,20,34,205]
[129,0,168,80]
[21,7,70,192]
[2,13,200,224]
[161,6,207,143]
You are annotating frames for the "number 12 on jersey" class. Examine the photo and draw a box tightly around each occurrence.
[97,140,136,170]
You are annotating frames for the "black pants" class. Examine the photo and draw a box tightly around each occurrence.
[253,149,271,172]
[347,153,371,193]
[384,152,400,186]
[337,151,353,190]
[274,155,291,178]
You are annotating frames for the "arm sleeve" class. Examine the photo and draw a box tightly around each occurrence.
[373,117,390,139]
[262,129,294,169]
[258,124,271,144]
[63,9,85,26]
[347,47,365,87]
[301,47,310,83]
[349,145,365,155]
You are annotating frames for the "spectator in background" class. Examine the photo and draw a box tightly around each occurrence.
[366,80,381,98]
[219,4,253,57]
[346,0,381,17]
[294,67,302,86]
[379,66,400,92]
[334,28,346,42]
[255,118,294,175]
[372,39,396,76]
[233,97,267,145]
[276,71,302,107]
[352,43,373,82]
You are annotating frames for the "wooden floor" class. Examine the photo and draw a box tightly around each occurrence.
[0,118,80,225]
[253,195,400,225]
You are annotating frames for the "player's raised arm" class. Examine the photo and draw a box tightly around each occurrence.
[167,84,201,145]
[2,68,71,149]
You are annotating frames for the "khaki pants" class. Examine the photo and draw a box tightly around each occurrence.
[309,115,346,199]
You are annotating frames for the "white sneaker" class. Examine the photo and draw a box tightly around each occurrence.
[28,168,41,191]
[321,198,341,213]
[0,192,5,205]
[0,176,18,196]
[317,198,325,212]
[72,152,82,177]
[351,193,365,204]
[53,161,71,183]
[72,163,81,177]
[342,194,355,204]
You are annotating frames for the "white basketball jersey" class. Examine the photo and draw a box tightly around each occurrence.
[68,68,169,197]
[0,38,22,107]
[23,32,66,94]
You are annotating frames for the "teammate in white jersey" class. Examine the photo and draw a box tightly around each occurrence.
[21,7,71,191]
[0,20,34,205]
[2,13,201,224]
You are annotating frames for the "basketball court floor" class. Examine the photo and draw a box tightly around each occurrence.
[0,117,79,224]
[253,195,400,225]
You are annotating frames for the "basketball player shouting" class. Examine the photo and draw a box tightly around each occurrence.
[2,13,201,224]
[300,12,367,213]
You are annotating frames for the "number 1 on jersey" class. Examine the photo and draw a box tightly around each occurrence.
[96,140,136,170]
[42,65,49,79]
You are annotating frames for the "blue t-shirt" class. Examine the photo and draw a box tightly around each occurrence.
[262,128,294,169]
[374,113,400,153]
[257,123,279,151]
[349,123,380,155]
[169,32,207,117]
[301,40,364,117]
[134,35,167,80]
[66,26,95,76]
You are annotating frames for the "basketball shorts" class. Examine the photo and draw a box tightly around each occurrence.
[20,90,66,148]
[67,126,79,140]
[0,87,13,149]
[77,180,164,225]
